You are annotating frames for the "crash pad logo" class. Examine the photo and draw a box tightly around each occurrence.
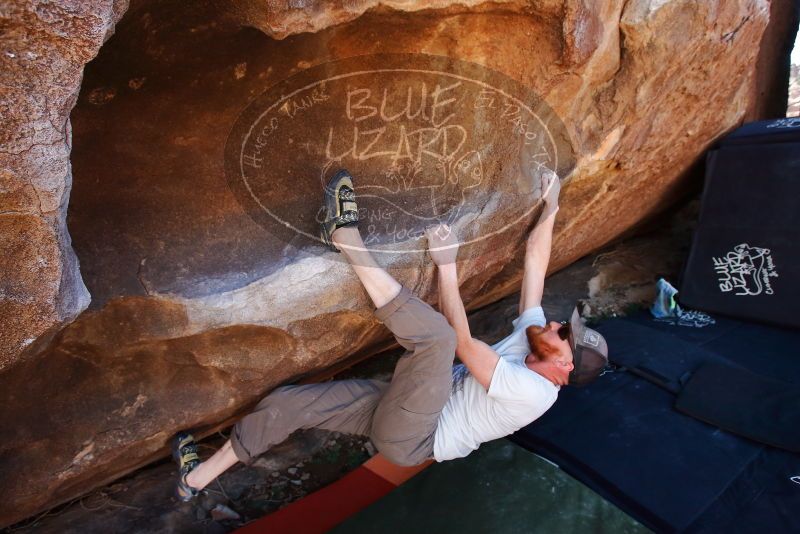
[713,243,779,296]
[225,54,574,259]
[766,118,800,129]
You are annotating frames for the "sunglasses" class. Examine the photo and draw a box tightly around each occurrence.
[557,321,571,341]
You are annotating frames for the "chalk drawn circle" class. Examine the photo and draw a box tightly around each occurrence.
[225,54,575,259]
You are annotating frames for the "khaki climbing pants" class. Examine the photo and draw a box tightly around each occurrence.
[230,286,457,467]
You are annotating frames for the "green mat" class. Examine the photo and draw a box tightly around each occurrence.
[332,439,648,533]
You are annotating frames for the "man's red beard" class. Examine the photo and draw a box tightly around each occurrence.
[525,325,563,362]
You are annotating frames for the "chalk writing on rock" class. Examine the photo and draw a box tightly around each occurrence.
[225,54,574,259]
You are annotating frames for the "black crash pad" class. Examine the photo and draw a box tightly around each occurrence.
[679,119,800,328]
[510,313,800,533]
[676,362,800,453]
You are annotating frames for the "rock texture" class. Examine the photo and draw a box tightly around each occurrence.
[0,1,128,370]
[0,0,796,527]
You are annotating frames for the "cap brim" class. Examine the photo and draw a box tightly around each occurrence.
[567,307,610,387]
[567,306,585,356]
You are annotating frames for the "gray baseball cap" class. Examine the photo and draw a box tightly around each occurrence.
[566,306,609,386]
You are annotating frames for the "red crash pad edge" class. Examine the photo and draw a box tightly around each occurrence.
[234,454,432,534]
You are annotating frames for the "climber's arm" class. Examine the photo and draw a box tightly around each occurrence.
[427,227,499,391]
[519,173,560,315]
[437,263,499,390]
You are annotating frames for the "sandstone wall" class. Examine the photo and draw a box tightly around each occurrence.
[0,0,129,369]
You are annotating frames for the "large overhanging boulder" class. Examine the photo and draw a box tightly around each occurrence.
[0,0,796,527]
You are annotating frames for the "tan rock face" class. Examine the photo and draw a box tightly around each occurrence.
[0,0,795,527]
[0,0,129,370]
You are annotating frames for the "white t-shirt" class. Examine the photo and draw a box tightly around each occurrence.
[432,306,559,462]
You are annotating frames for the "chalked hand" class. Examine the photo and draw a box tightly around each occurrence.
[426,224,459,266]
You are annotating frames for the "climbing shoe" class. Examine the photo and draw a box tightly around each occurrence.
[172,431,203,502]
[320,169,359,252]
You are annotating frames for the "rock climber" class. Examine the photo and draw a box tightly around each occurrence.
[171,168,609,501]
